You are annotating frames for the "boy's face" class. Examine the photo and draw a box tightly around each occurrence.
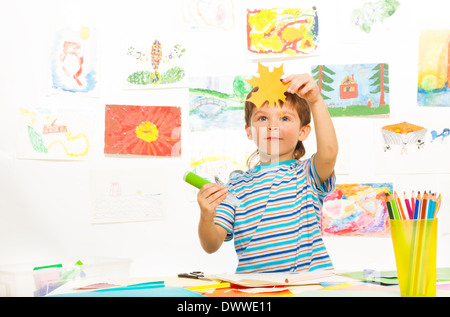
[245,103,310,164]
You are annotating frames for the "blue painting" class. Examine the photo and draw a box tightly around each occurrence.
[50,27,99,94]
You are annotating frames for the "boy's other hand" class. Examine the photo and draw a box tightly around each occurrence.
[197,183,228,221]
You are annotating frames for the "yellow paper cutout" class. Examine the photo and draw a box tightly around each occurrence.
[246,63,287,113]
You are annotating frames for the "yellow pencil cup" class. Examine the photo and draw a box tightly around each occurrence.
[389,219,437,297]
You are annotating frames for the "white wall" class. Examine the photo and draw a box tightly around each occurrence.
[0,0,449,277]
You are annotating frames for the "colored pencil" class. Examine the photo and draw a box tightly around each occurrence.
[427,195,436,219]
[395,192,407,220]
[414,192,421,219]
[434,194,441,218]
[411,190,416,214]
[420,191,428,219]
[404,192,413,219]
[390,194,400,220]
[385,193,394,220]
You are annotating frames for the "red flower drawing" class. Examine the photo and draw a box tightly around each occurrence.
[105,104,181,156]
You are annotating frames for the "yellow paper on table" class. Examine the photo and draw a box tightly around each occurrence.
[390,219,437,297]
[319,283,354,291]
[186,283,230,292]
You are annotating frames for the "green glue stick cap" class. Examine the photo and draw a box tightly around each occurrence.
[183,171,241,207]
[183,171,211,189]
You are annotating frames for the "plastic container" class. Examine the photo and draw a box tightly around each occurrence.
[0,256,131,297]
[390,219,437,297]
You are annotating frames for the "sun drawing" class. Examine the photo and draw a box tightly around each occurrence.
[136,121,159,143]
[105,105,181,156]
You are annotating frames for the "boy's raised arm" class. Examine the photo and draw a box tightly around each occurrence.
[284,74,338,183]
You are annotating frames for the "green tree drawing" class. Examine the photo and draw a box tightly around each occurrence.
[232,76,252,101]
[370,63,389,106]
[312,65,335,100]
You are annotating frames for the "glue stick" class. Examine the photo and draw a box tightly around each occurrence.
[183,171,240,206]
[183,171,210,189]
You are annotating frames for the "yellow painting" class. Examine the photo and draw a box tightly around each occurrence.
[417,30,450,107]
[246,7,319,58]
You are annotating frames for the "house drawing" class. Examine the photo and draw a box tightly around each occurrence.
[340,74,358,99]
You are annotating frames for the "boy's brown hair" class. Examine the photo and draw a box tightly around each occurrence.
[244,88,311,168]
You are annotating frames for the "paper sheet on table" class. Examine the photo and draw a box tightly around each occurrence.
[295,290,401,297]
[213,270,345,287]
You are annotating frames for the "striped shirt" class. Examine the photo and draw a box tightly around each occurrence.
[214,156,335,273]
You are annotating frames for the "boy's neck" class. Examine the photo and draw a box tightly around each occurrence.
[259,152,296,165]
[259,157,297,165]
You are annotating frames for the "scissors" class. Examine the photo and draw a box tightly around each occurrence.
[177,271,214,281]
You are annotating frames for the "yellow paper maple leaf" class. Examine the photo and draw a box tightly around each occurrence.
[245,62,287,111]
